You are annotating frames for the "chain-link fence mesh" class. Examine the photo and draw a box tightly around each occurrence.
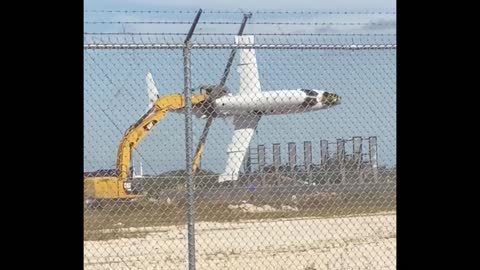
[84,16,396,269]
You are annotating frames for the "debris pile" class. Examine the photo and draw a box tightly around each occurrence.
[227,201,299,213]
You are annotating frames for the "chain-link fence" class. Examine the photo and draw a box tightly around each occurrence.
[84,12,396,269]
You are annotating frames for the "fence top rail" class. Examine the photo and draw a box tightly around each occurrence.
[85,10,396,15]
[83,43,397,50]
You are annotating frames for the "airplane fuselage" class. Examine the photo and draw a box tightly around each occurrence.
[183,89,341,118]
[216,89,330,116]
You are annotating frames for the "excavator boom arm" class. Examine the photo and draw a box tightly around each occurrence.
[116,94,207,184]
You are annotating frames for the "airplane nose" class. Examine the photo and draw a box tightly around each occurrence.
[321,92,341,106]
[335,94,342,104]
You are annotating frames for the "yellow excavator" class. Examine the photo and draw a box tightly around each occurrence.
[84,92,207,200]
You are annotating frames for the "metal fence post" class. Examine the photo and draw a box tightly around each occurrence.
[183,40,196,270]
[183,10,202,270]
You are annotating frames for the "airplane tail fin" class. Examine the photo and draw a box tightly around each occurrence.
[146,72,160,111]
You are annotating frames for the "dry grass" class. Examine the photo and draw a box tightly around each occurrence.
[84,199,395,241]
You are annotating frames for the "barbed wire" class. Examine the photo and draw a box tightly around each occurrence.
[85,21,395,25]
[84,32,397,36]
[85,10,396,15]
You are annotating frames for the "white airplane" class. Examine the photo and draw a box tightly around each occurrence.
[146,35,341,182]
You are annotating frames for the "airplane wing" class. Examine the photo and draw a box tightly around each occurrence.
[218,36,262,182]
[235,35,262,96]
[218,114,261,182]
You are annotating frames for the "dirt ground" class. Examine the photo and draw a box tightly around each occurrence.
[84,211,396,270]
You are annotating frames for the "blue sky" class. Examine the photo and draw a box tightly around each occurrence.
[84,0,396,35]
[85,0,395,11]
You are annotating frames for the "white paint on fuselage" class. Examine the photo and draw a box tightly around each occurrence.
[214,89,327,116]
[173,89,337,118]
